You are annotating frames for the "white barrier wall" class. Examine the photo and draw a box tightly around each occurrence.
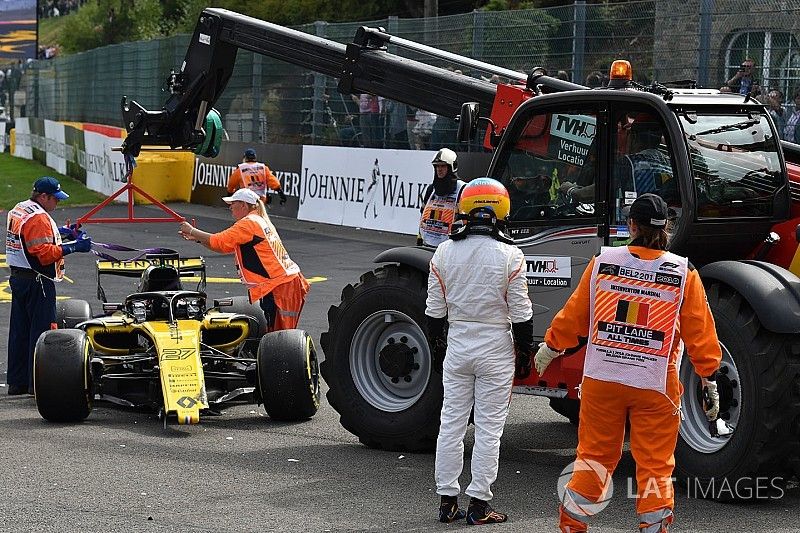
[84,129,127,197]
[298,146,435,235]
[44,119,67,175]
[13,118,32,160]
[0,122,6,151]
[12,117,493,236]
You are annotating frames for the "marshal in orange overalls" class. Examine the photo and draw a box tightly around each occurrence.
[544,245,721,532]
[226,161,283,203]
[208,213,309,330]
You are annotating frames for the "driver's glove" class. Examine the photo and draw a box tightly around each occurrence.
[426,315,448,374]
[515,349,531,379]
[278,189,288,205]
[512,318,533,379]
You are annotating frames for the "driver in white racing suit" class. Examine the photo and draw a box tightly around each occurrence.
[426,177,533,524]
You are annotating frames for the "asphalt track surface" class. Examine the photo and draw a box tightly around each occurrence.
[1,202,798,532]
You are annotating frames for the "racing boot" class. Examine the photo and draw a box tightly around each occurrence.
[466,497,507,525]
[439,495,466,523]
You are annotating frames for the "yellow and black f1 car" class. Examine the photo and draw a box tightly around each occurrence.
[33,253,319,425]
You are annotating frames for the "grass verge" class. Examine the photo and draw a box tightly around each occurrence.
[0,152,106,211]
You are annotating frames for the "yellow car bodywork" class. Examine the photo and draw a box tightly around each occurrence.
[84,311,251,424]
[85,256,254,424]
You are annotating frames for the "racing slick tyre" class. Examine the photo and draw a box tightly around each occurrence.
[549,397,580,425]
[56,299,91,328]
[34,329,93,422]
[229,296,269,337]
[257,329,320,420]
[675,283,800,500]
[320,264,442,452]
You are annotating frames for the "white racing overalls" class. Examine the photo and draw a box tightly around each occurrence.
[426,233,532,501]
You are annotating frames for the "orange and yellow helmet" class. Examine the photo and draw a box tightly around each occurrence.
[458,177,511,221]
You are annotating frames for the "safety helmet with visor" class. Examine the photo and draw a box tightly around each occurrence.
[431,148,458,173]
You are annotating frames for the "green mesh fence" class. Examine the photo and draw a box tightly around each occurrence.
[13,0,800,147]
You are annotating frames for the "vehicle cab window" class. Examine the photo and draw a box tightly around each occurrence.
[678,112,782,218]
[609,106,680,243]
[492,105,602,337]
[500,107,598,225]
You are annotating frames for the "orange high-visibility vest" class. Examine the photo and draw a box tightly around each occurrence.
[585,246,687,394]
[209,213,300,302]
[227,162,281,200]
[6,199,64,280]
[418,181,465,247]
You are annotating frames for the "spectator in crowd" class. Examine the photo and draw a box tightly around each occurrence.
[7,177,92,395]
[726,58,761,96]
[585,70,604,88]
[384,99,409,149]
[39,0,87,19]
[352,93,381,148]
[766,89,788,139]
[412,109,437,150]
[337,114,363,147]
[406,106,419,149]
[430,114,457,150]
[556,70,571,82]
[784,88,800,144]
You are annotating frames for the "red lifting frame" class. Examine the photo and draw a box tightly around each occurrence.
[77,168,185,225]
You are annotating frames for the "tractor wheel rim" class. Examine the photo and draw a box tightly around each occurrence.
[679,341,741,453]
[350,310,430,412]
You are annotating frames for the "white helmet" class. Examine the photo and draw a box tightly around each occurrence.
[431,148,457,173]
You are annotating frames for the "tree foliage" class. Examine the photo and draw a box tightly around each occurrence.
[55,0,615,55]
[59,0,164,53]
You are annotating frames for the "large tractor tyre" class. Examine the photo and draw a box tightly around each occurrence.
[229,296,269,337]
[34,329,93,422]
[675,283,800,500]
[549,397,580,425]
[320,264,443,452]
[56,299,91,328]
[257,329,320,421]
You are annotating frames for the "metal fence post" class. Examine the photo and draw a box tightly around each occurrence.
[572,0,586,85]
[388,16,398,50]
[698,0,714,88]
[312,20,329,145]
[472,9,485,64]
[251,53,263,142]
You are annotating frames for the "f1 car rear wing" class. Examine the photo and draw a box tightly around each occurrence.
[96,256,207,302]
[121,8,585,157]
